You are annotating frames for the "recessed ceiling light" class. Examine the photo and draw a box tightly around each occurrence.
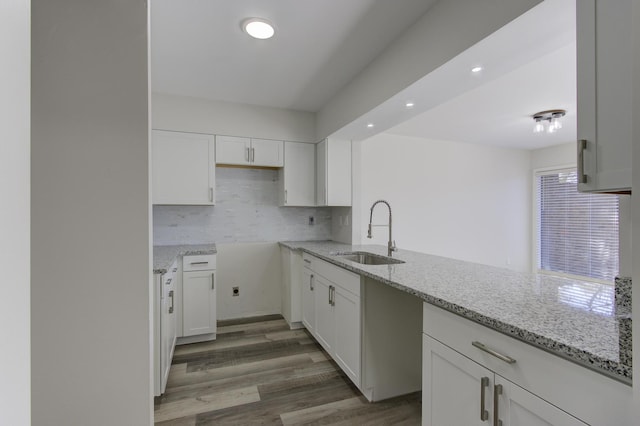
[405,102,415,108]
[367,123,374,128]
[471,66,483,73]
[243,18,275,40]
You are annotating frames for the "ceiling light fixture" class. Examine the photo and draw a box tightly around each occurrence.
[532,109,566,134]
[242,18,275,40]
[471,66,483,73]
[405,102,415,109]
[367,123,375,128]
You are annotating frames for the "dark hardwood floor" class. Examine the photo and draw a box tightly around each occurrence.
[154,315,421,425]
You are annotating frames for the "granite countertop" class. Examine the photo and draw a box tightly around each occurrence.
[153,244,217,274]
[280,240,632,384]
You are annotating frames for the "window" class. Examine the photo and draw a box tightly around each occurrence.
[535,168,619,282]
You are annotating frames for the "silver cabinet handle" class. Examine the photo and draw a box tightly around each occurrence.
[212,273,215,290]
[169,290,174,314]
[472,341,516,364]
[165,278,172,286]
[330,286,336,306]
[494,384,503,426]
[251,147,255,162]
[209,187,214,202]
[245,147,250,162]
[284,190,288,204]
[190,261,208,265]
[304,259,311,264]
[172,267,177,273]
[310,274,314,291]
[480,376,489,421]
[328,285,332,305]
[577,139,588,184]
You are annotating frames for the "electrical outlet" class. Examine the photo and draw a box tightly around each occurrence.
[308,216,315,225]
[232,286,239,297]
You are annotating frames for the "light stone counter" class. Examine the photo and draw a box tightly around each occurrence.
[153,244,217,275]
[280,240,631,384]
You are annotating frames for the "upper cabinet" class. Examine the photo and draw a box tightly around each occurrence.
[216,135,283,167]
[280,142,316,206]
[152,130,215,205]
[316,138,352,206]
[577,0,633,193]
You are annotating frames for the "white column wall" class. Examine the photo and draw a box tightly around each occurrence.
[0,1,30,424]
[31,1,151,424]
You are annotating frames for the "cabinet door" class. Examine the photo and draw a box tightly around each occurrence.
[183,270,217,337]
[315,139,327,206]
[152,130,215,205]
[282,142,315,206]
[216,135,250,165]
[495,376,587,426]
[314,275,334,354]
[325,138,352,206]
[333,286,360,386]
[302,268,315,334]
[161,274,177,390]
[251,138,283,167]
[423,335,494,426]
[577,0,633,192]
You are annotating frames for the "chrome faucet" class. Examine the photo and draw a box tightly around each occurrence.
[367,200,397,257]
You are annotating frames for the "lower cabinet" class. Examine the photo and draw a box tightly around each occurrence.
[280,246,304,329]
[422,302,632,426]
[154,260,178,396]
[181,254,217,341]
[423,335,586,426]
[301,266,315,334]
[301,253,361,387]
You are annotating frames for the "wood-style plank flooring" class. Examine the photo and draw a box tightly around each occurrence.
[155,315,421,425]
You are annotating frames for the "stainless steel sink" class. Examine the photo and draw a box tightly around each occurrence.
[332,251,405,265]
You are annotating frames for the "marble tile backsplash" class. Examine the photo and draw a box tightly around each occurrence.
[153,167,332,245]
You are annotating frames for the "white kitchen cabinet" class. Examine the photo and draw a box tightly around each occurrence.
[576,0,633,193]
[331,283,361,384]
[182,254,217,339]
[316,138,351,206]
[216,135,283,167]
[280,246,303,329]
[423,336,586,426]
[422,302,632,426]
[423,335,494,426]
[280,142,315,206]
[301,262,315,334]
[152,130,215,205]
[302,253,361,387]
[154,260,178,396]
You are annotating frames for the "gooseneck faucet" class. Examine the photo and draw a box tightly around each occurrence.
[367,200,397,257]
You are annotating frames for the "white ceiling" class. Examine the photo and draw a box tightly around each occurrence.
[151,0,438,112]
[151,0,578,151]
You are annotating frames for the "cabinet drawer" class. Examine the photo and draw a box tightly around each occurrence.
[422,303,632,426]
[303,253,360,297]
[183,254,216,271]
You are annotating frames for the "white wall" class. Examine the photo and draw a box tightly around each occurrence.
[0,1,30,424]
[357,134,531,272]
[153,92,317,143]
[31,1,152,425]
[530,142,575,169]
[316,0,542,139]
[216,243,282,320]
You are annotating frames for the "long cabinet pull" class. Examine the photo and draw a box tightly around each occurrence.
[285,190,288,204]
[577,139,588,184]
[472,341,517,364]
[245,147,250,162]
[480,376,489,421]
[328,285,332,305]
[169,290,174,314]
[310,274,314,291]
[212,273,215,290]
[494,384,503,426]
[251,147,255,162]
[330,286,336,306]
[190,261,209,265]
[209,187,214,202]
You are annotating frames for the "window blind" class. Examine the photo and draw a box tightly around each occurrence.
[536,169,619,282]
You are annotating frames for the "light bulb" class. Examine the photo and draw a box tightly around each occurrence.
[534,121,544,133]
[551,117,562,130]
[547,121,557,133]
